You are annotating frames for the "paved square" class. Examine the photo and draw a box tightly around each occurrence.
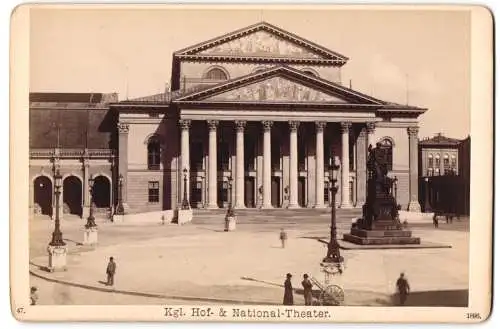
[30,214,469,306]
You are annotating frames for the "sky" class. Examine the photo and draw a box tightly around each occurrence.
[29,6,471,139]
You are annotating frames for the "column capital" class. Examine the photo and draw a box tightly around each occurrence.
[358,128,367,138]
[289,121,300,132]
[315,121,326,132]
[207,120,219,131]
[262,120,273,131]
[235,120,246,132]
[179,119,192,130]
[340,121,352,133]
[407,126,419,137]
[366,122,376,133]
[117,122,129,134]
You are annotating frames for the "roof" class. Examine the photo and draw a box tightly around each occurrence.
[174,65,426,117]
[174,21,348,65]
[419,133,462,147]
[30,92,118,104]
[29,93,116,149]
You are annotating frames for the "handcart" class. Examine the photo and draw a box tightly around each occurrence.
[310,276,345,306]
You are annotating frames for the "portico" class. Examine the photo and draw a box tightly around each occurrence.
[174,66,388,209]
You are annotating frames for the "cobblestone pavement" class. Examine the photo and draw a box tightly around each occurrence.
[29,213,469,306]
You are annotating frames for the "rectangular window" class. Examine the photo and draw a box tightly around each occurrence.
[324,186,330,204]
[148,181,160,203]
[443,158,450,169]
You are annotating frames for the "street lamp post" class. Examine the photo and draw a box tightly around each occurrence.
[49,168,65,247]
[83,175,98,245]
[86,175,97,228]
[322,157,344,268]
[225,175,236,231]
[393,176,398,204]
[181,168,190,210]
[424,177,432,212]
[47,167,67,272]
[116,174,124,215]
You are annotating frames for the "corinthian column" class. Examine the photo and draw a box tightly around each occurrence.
[206,120,219,209]
[314,121,326,208]
[288,121,300,208]
[235,120,246,209]
[407,126,421,212]
[340,122,353,208]
[180,119,191,205]
[262,120,273,209]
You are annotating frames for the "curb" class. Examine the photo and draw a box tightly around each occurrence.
[29,268,277,305]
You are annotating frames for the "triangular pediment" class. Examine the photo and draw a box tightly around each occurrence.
[205,76,347,103]
[175,66,385,105]
[175,22,348,63]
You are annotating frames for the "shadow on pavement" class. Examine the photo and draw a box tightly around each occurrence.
[394,289,468,307]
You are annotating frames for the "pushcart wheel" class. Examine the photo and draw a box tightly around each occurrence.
[320,285,344,306]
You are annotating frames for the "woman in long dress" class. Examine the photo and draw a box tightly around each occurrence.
[283,273,294,305]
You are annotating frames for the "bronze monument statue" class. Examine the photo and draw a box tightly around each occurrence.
[343,143,420,245]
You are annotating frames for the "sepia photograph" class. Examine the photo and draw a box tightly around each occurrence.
[10,3,493,323]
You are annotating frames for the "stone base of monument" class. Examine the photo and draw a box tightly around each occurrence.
[343,220,421,245]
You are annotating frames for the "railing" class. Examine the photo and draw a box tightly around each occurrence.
[30,148,116,159]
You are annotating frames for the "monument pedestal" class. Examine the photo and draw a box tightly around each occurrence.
[47,245,68,272]
[343,227,420,245]
[83,227,98,245]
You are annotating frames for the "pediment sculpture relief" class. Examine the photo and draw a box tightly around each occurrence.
[199,31,322,58]
[206,77,346,102]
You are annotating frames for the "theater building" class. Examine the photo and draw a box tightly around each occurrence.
[29,22,426,218]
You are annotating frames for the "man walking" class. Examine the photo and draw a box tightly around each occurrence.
[279,228,288,249]
[396,272,410,305]
[106,257,116,286]
[301,274,313,306]
[283,273,294,305]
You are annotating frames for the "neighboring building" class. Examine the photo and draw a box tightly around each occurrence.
[29,22,427,217]
[419,133,461,177]
[418,133,470,215]
[29,92,118,218]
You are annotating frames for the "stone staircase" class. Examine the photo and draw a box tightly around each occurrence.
[192,207,362,224]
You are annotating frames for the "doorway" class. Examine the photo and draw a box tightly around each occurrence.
[92,175,111,208]
[63,176,82,216]
[244,177,255,208]
[298,177,306,207]
[34,176,53,216]
[271,177,281,208]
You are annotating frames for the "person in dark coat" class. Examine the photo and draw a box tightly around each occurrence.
[30,287,38,305]
[301,274,313,306]
[433,214,439,228]
[283,273,294,305]
[279,228,288,249]
[106,257,116,286]
[396,272,410,305]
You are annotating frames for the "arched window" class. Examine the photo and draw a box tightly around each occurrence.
[379,138,393,171]
[435,154,441,168]
[204,67,228,80]
[147,137,161,170]
[443,153,450,171]
[302,69,319,77]
[427,154,434,168]
[451,155,457,174]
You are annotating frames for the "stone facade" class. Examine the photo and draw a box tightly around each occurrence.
[29,22,427,217]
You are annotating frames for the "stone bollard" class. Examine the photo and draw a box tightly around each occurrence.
[224,215,236,232]
[83,226,98,245]
[47,245,68,272]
